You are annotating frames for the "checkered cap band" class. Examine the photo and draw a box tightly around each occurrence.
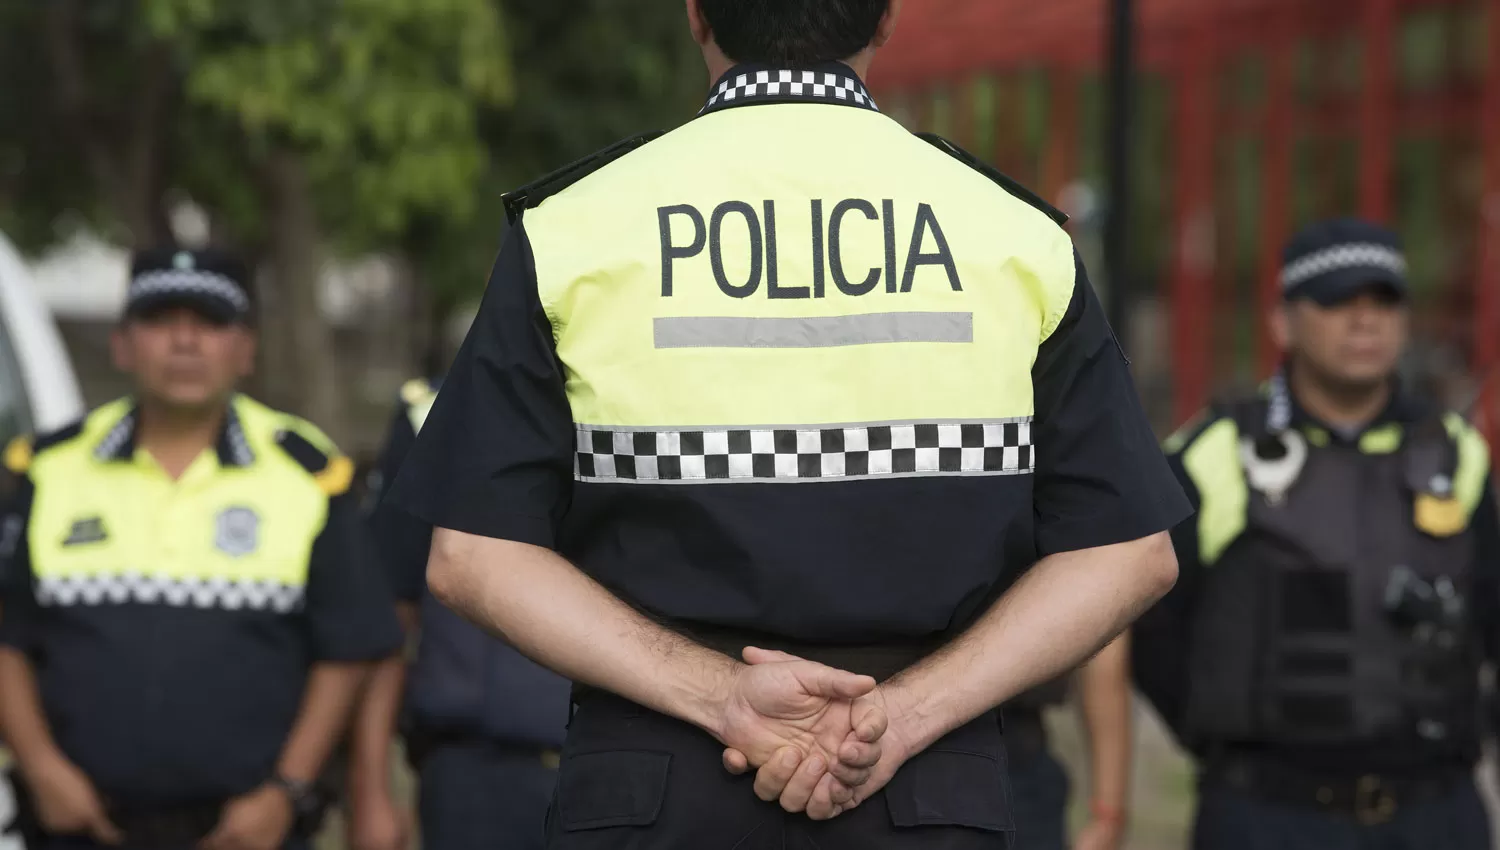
[36,574,305,613]
[575,420,1033,484]
[1280,243,1407,289]
[130,269,251,314]
[703,70,878,114]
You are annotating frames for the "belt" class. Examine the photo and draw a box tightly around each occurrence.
[109,801,224,847]
[410,729,562,770]
[677,624,939,682]
[1203,756,1470,826]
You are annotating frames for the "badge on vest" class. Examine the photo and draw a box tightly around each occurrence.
[62,517,108,547]
[215,506,260,557]
[1414,493,1466,538]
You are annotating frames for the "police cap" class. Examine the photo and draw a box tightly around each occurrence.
[1281,218,1409,307]
[127,247,254,325]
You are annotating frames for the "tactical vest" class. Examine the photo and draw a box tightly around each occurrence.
[396,380,570,750]
[1181,398,1489,750]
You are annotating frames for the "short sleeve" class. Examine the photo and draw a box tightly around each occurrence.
[385,221,575,548]
[303,492,404,661]
[0,475,39,652]
[1031,252,1191,556]
[365,407,433,602]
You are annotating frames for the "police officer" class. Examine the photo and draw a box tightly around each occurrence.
[1006,638,1132,850]
[385,1,1188,846]
[0,248,403,850]
[1133,218,1500,850]
[346,377,570,850]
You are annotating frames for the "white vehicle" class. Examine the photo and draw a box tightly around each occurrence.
[0,232,85,443]
[0,230,83,850]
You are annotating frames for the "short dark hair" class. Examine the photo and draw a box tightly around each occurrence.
[699,0,890,66]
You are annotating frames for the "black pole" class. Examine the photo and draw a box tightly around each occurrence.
[1103,0,1136,352]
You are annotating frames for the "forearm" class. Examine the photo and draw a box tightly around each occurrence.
[885,533,1176,755]
[0,648,68,773]
[1078,633,1132,813]
[427,530,738,739]
[277,662,371,784]
[347,604,416,801]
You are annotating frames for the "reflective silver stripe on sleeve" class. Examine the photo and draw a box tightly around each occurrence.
[653,312,974,349]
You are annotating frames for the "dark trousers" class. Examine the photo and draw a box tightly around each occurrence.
[419,742,559,850]
[1192,779,1492,850]
[545,692,1014,850]
[1004,731,1068,850]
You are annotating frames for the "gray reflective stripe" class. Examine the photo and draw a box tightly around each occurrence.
[653,312,973,349]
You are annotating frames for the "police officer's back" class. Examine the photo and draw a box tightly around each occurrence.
[386,2,1188,847]
[1134,219,1500,850]
[349,378,570,850]
[0,249,402,850]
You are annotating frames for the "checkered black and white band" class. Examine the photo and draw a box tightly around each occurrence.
[36,574,304,613]
[1281,243,1406,289]
[131,269,250,313]
[702,69,878,114]
[575,420,1033,484]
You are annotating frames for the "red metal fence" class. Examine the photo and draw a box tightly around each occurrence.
[871,0,1500,448]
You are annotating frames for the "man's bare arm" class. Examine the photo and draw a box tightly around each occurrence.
[427,529,739,735]
[276,662,373,785]
[347,604,417,804]
[1075,633,1133,847]
[426,527,884,792]
[886,533,1173,754]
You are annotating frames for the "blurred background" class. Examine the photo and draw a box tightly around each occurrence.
[0,1,1497,848]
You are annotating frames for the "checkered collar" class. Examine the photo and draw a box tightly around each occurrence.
[95,398,256,468]
[700,62,879,116]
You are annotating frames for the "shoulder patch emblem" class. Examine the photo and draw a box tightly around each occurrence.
[4,437,31,474]
[275,429,354,496]
[215,506,260,557]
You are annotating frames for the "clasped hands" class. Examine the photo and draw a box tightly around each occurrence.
[714,647,915,821]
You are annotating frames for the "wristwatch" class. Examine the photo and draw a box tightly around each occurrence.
[268,774,321,819]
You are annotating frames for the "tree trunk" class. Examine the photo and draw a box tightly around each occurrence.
[260,150,347,444]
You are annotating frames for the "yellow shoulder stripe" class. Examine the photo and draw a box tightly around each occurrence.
[316,455,355,497]
[1181,417,1248,565]
[1442,413,1491,521]
[4,437,31,474]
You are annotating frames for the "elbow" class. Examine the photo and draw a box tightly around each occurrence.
[424,529,471,611]
[1142,531,1180,601]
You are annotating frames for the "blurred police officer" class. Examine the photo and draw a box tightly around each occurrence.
[385,1,1188,846]
[346,377,570,850]
[0,248,403,850]
[1134,219,1500,850]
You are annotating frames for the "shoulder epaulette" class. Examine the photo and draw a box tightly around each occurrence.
[915,133,1069,227]
[400,378,436,408]
[1162,407,1232,456]
[275,429,354,497]
[4,421,86,474]
[501,131,667,224]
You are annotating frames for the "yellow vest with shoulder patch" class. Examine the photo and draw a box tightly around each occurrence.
[10,396,350,611]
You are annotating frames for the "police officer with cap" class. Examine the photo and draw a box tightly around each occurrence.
[1134,218,1500,850]
[385,1,1188,846]
[0,248,403,850]
[345,375,570,850]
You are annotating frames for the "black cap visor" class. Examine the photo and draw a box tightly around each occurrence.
[1290,267,1408,307]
